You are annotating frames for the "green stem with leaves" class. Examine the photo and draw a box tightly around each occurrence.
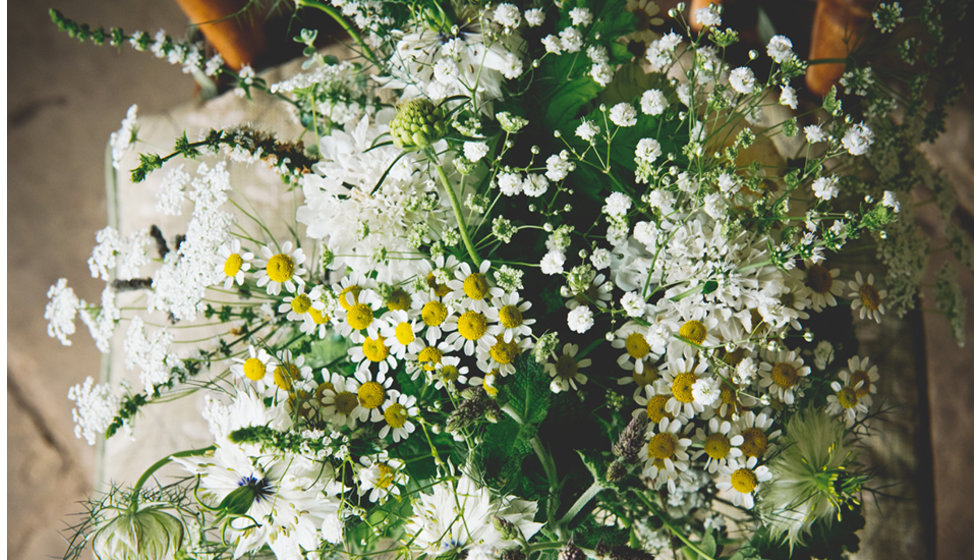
[428,150,481,265]
[294,0,379,66]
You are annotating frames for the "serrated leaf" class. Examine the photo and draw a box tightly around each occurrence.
[575,449,612,486]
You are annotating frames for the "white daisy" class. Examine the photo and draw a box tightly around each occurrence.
[544,343,591,393]
[218,239,253,289]
[717,456,772,508]
[380,309,425,359]
[804,263,843,311]
[848,271,887,323]
[446,260,504,314]
[488,292,535,342]
[379,391,418,442]
[431,356,470,391]
[657,356,711,419]
[759,350,811,405]
[255,240,307,295]
[694,418,744,473]
[642,417,693,492]
[352,367,393,423]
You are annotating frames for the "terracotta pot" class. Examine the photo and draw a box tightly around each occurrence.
[805,0,873,96]
[173,0,267,70]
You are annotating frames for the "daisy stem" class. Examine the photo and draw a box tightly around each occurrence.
[429,151,481,265]
[293,0,379,66]
[556,480,605,528]
[501,404,559,524]
[129,446,216,511]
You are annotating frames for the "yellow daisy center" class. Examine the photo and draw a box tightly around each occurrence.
[266,254,295,283]
[851,370,872,397]
[386,289,411,311]
[224,254,243,277]
[418,346,443,371]
[338,286,361,310]
[489,336,519,365]
[648,432,676,460]
[333,391,358,415]
[806,265,833,294]
[383,402,409,428]
[731,468,757,494]
[273,363,300,390]
[290,294,312,314]
[376,464,395,488]
[671,372,697,403]
[679,320,707,345]
[625,333,651,359]
[483,371,499,397]
[646,394,671,423]
[309,307,330,325]
[704,433,731,460]
[421,300,448,327]
[498,305,524,328]
[362,337,389,362]
[346,303,374,330]
[358,381,385,409]
[554,354,579,380]
[859,283,881,310]
[438,364,460,383]
[771,362,800,389]
[463,273,490,300]
[395,322,416,345]
[457,311,487,340]
[740,428,768,458]
[836,387,858,408]
[243,358,266,381]
[426,272,451,298]
[632,361,659,387]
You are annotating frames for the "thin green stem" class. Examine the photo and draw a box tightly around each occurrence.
[557,480,605,527]
[294,0,379,66]
[130,446,216,510]
[429,151,481,265]
[633,489,716,560]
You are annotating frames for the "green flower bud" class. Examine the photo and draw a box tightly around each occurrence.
[389,99,446,151]
[92,506,184,560]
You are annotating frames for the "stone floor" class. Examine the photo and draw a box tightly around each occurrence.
[7,1,973,559]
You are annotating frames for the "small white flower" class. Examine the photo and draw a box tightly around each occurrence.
[779,85,798,109]
[492,3,522,31]
[609,103,638,127]
[766,35,795,63]
[545,153,575,181]
[640,88,668,116]
[620,292,646,318]
[881,190,901,212]
[811,176,840,201]
[542,34,563,54]
[695,5,722,28]
[540,251,565,275]
[635,138,662,163]
[567,306,594,333]
[575,120,600,142]
[559,27,583,52]
[603,192,632,218]
[813,340,835,370]
[841,122,874,155]
[523,173,549,197]
[591,248,612,270]
[703,192,726,219]
[45,278,80,346]
[524,8,545,27]
[496,172,524,196]
[463,141,489,162]
[804,124,826,144]
[569,7,593,26]
[728,67,756,94]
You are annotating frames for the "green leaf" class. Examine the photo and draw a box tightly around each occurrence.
[700,532,718,557]
[575,448,611,485]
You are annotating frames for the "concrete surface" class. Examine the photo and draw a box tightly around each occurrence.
[6,2,973,559]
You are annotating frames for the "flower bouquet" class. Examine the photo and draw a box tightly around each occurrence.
[46,1,970,559]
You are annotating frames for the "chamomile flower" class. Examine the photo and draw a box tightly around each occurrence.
[804,263,843,311]
[658,357,711,419]
[218,239,253,289]
[358,455,407,503]
[269,350,313,393]
[279,286,315,322]
[634,385,673,425]
[563,272,614,310]
[614,321,664,374]
[717,457,772,508]
[826,356,878,424]
[544,343,591,393]
[446,309,496,356]
[256,241,307,295]
[413,294,457,345]
[380,310,425,359]
[759,350,811,405]
[489,292,535,342]
[348,332,398,375]
[431,356,469,391]
[417,254,459,298]
[694,418,744,473]
[476,334,530,376]
[319,374,362,429]
[300,285,333,338]
[231,346,275,390]
[665,307,721,357]
[336,287,384,342]
[848,271,887,323]
[642,417,693,492]
[407,341,455,380]
[353,367,393,423]
[379,391,418,442]
[447,260,503,313]
[734,410,779,460]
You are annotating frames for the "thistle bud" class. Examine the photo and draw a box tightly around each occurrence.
[492,515,519,541]
[92,506,184,560]
[559,542,587,560]
[612,415,648,463]
[605,458,627,482]
[389,99,446,151]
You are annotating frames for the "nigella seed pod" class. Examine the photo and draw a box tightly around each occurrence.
[389,99,446,151]
[92,506,184,560]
